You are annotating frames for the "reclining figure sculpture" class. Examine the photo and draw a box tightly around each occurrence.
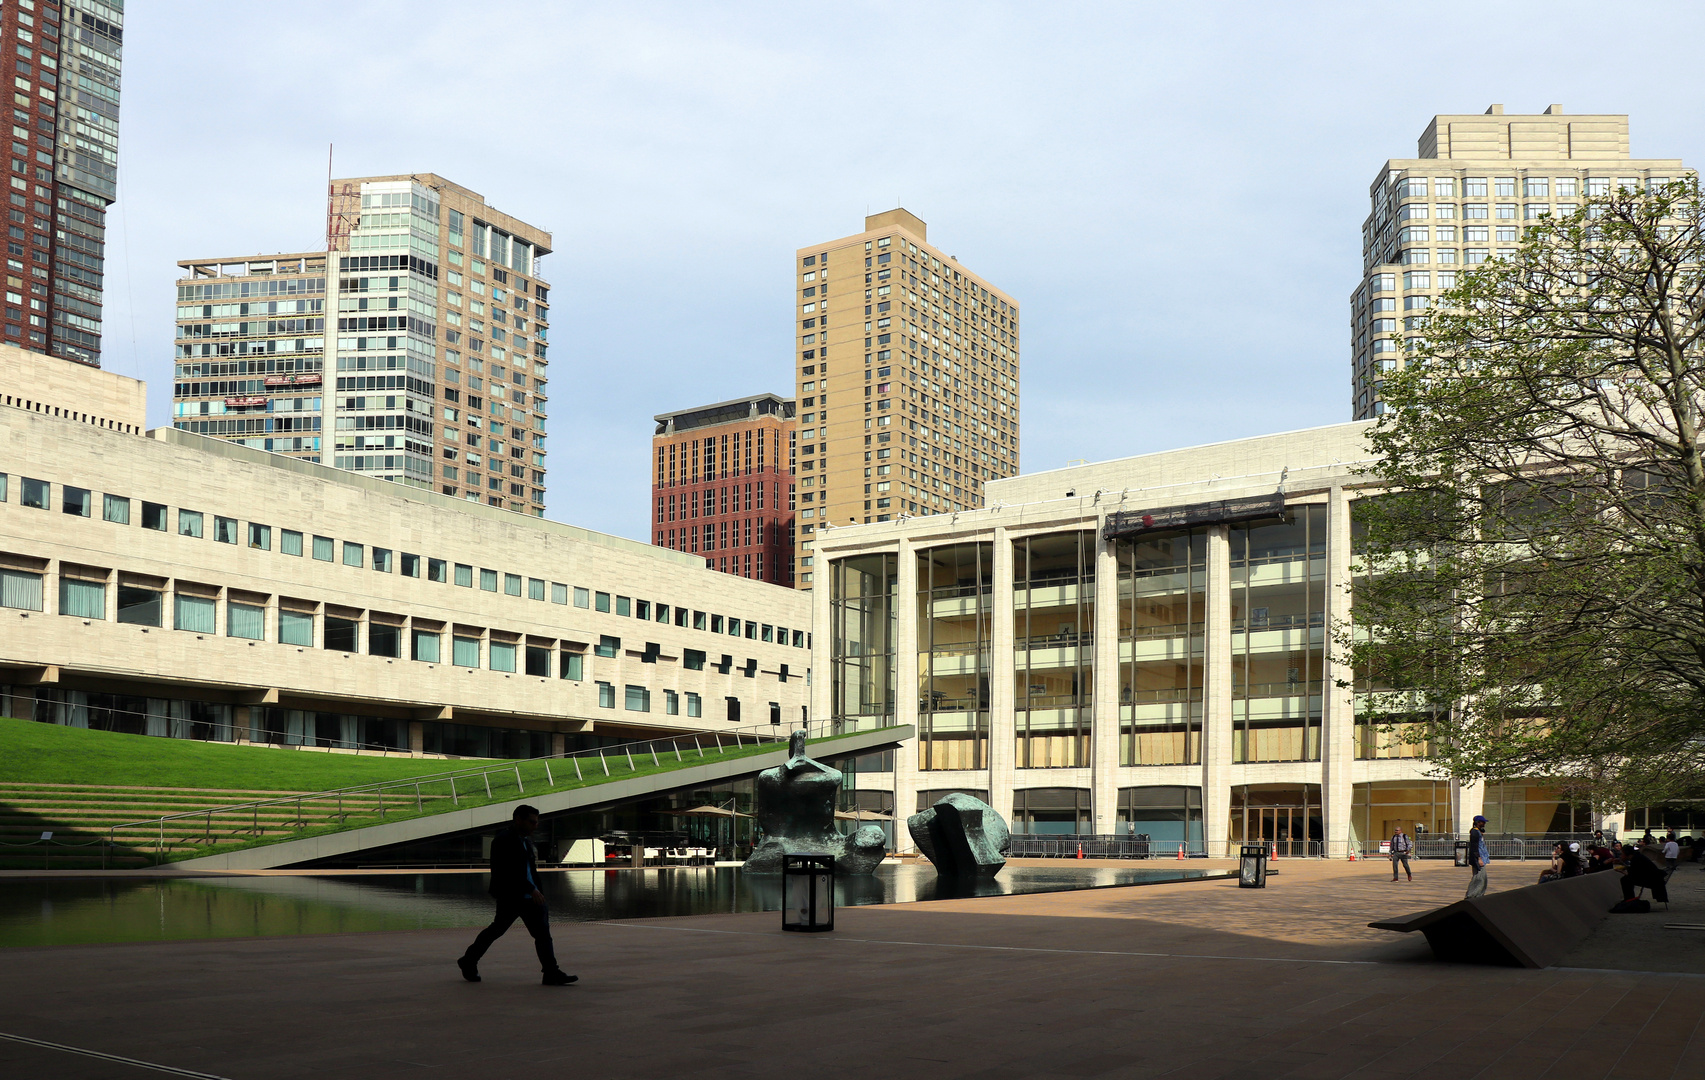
[907,792,1010,877]
[742,729,887,875]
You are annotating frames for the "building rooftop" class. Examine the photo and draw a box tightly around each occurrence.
[654,393,795,436]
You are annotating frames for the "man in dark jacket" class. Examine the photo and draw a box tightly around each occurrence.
[1621,846,1670,904]
[458,805,576,985]
[1465,814,1491,898]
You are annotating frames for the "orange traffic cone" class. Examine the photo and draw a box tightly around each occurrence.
[1076,842,1084,859]
[1348,847,1357,862]
[1270,842,1279,861]
[1176,844,1184,860]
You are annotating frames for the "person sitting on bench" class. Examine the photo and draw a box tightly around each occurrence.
[1621,846,1669,904]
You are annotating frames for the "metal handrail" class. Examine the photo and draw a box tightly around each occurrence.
[107,718,881,860]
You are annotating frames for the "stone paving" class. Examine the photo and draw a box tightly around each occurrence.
[1,858,1702,1079]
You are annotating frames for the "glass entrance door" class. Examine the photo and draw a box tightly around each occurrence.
[1230,784,1323,856]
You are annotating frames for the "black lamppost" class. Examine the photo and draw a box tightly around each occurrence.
[782,853,835,931]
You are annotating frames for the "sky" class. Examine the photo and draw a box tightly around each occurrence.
[100,1,1705,542]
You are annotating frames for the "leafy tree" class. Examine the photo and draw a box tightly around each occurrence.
[1350,177,1705,811]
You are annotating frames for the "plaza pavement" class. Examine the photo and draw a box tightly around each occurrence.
[2,857,1702,1080]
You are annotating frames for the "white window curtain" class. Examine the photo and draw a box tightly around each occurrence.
[146,698,170,739]
[279,610,314,646]
[59,579,105,619]
[227,603,265,640]
[174,594,216,633]
[1,569,43,611]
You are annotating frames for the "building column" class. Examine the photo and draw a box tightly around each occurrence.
[1091,521,1120,834]
[987,526,1017,825]
[1322,486,1356,857]
[232,706,251,745]
[408,720,425,756]
[1201,525,1233,857]
[892,537,920,849]
[1455,778,1484,838]
[551,732,566,757]
[810,556,833,729]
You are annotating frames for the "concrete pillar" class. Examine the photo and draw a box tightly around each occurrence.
[892,537,920,849]
[232,706,251,745]
[408,720,424,756]
[1091,522,1120,834]
[1321,486,1356,857]
[1456,778,1484,837]
[551,732,566,757]
[987,526,1016,824]
[1201,525,1233,857]
[810,555,833,728]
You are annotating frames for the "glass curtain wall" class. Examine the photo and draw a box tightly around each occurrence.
[831,553,897,732]
[1482,783,1593,835]
[1014,532,1095,768]
[1117,786,1203,851]
[1230,508,1327,763]
[1012,787,1092,834]
[916,543,992,770]
[1116,528,1205,765]
[1349,781,1453,854]
[1230,783,1323,857]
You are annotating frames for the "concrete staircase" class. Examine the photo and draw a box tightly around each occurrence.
[0,782,367,868]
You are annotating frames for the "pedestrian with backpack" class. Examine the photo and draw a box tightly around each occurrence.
[1389,826,1414,882]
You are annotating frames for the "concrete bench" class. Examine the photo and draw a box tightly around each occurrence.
[1369,870,1625,968]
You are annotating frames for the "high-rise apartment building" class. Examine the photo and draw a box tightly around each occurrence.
[652,393,796,584]
[0,0,122,368]
[793,209,1020,587]
[1351,105,1690,419]
[173,174,553,515]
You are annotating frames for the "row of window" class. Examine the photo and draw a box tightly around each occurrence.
[1391,175,1675,200]
[1,473,809,649]
[4,566,801,698]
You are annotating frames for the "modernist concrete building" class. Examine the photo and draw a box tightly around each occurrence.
[652,393,797,584]
[0,0,122,367]
[1352,105,1693,420]
[2,347,813,758]
[173,174,552,515]
[811,420,1615,857]
[792,210,1020,588]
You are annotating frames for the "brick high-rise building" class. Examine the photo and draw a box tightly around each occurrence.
[652,393,796,584]
[1351,105,1691,419]
[0,0,123,367]
[792,209,1020,588]
[172,174,554,515]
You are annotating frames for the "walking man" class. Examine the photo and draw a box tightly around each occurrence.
[458,804,577,986]
[1389,826,1414,882]
[1466,814,1491,898]
[1662,835,1681,878]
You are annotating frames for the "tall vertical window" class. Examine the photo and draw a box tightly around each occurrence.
[1013,532,1095,768]
[830,552,897,732]
[1230,507,1327,764]
[1115,527,1206,765]
[916,542,991,770]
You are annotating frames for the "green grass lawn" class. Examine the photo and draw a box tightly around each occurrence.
[0,718,507,792]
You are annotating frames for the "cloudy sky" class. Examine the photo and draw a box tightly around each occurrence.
[104,1,1705,541]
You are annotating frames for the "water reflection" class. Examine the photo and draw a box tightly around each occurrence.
[0,864,1226,948]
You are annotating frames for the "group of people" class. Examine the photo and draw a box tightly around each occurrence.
[1386,817,1687,905]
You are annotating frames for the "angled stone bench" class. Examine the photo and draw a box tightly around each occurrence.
[1370,870,1625,968]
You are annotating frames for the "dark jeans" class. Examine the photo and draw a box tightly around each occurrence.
[1391,854,1411,878]
[462,896,559,973]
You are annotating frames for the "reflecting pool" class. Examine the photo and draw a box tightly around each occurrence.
[0,863,1229,947]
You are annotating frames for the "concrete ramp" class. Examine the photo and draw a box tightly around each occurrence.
[1370,870,1624,968]
[176,725,911,871]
